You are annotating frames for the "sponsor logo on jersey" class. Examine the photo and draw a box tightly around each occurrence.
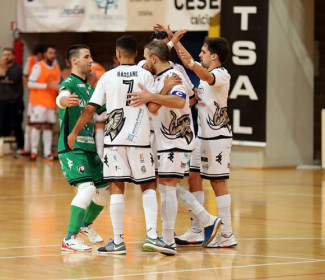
[202,164,209,170]
[105,108,126,142]
[180,162,186,169]
[140,154,144,163]
[141,166,146,173]
[161,112,193,144]
[78,165,85,173]
[103,154,109,167]
[79,99,87,108]
[77,84,86,88]
[150,153,154,166]
[168,152,174,163]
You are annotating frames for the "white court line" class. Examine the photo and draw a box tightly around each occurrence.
[68,260,325,280]
[1,237,325,251]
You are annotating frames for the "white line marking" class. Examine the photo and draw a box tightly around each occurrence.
[67,260,325,280]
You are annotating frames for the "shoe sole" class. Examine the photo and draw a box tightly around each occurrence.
[175,238,203,245]
[142,243,176,255]
[61,244,92,252]
[160,250,177,256]
[202,218,222,248]
[79,230,104,244]
[208,242,238,248]
[97,250,127,255]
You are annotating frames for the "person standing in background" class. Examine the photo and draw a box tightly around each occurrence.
[0,48,24,153]
[28,44,60,161]
[19,43,45,156]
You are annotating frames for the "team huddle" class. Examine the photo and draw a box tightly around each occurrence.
[56,24,237,256]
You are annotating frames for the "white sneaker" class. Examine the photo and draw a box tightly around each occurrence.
[175,228,204,245]
[206,233,238,248]
[61,234,92,252]
[79,224,104,243]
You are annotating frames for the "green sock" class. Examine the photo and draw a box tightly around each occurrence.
[66,205,86,240]
[82,201,104,227]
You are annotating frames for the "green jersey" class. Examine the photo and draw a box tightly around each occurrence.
[58,74,105,153]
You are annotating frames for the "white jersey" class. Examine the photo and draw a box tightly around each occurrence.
[152,67,195,152]
[197,67,232,139]
[89,64,156,147]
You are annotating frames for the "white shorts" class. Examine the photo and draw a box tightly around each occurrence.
[30,105,56,124]
[190,137,232,180]
[157,151,192,179]
[27,102,33,118]
[103,146,155,184]
[94,113,106,123]
[150,131,158,172]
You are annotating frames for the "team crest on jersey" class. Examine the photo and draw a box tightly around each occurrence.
[78,165,85,173]
[105,108,126,141]
[207,102,231,132]
[161,111,194,144]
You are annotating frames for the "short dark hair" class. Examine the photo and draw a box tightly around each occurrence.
[145,41,169,62]
[33,43,46,55]
[116,35,137,57]
[66,44,90,64]
[150,31,168,41]
[204,37,230,63]
[43,44,56,53]
[3,48,14,55]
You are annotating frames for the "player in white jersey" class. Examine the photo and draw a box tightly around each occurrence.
[127,40,222,254]
[162,27,237,248]
[67,35,181,255]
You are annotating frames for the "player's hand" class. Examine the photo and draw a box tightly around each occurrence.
[171,29,187,46]
[178,50,194,69]
[59,93,79,108]
[67,132,77,150]
[126,83,153,107]
[153,24,173,40]
[162,74,182,95]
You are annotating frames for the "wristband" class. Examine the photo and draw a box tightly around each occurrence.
[167,41,174,49]
[188,59,195,68]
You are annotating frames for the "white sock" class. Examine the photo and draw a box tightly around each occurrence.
[31,128,41,154]
[159,184,178,244]
[191,191,204,231]
[95,128,104,158]
[110,194,125,244]
[142,189,158,239]
[176,185,211,227]
[24,125,32,152]
[216,194,233,235]
[43,130,52,157]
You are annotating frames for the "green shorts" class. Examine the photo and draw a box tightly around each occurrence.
[58,150,107,188]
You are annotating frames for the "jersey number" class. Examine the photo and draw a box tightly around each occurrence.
[123,80,134,106]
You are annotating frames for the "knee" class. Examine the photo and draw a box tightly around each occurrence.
[92,186,110,206]
[71,182,96,209]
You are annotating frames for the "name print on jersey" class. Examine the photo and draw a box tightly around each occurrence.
[105,108,126,141]
[161,111,194,145]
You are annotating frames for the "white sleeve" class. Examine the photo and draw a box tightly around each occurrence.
[56,90,71,109]
[170,84,187,99]
[28,64,47,89]
[138,60,146,68]
[211,68,230,86]
[89,77,106,106]
[23,59,30,76]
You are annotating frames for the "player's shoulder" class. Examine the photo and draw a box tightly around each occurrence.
[212,67,229,75]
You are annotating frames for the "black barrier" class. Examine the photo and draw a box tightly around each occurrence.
[221,0,269,144]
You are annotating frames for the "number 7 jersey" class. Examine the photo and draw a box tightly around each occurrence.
[89,64,156,147]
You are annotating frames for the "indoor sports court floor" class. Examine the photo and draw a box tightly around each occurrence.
[0,156,324,279]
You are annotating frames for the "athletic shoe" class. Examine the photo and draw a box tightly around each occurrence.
[202,217,222,247]
[160,242,177,256]
[61,234,92,252]
[97,239,126,255]
[175,229,204,245]
[79,223,103,243]
[16,149,30,156]
[142,236,177,255]
[43,154,54,162]
[30,153,37,161]
[206,233,238,248]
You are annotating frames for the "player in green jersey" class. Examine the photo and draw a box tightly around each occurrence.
[56,44,109,252]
